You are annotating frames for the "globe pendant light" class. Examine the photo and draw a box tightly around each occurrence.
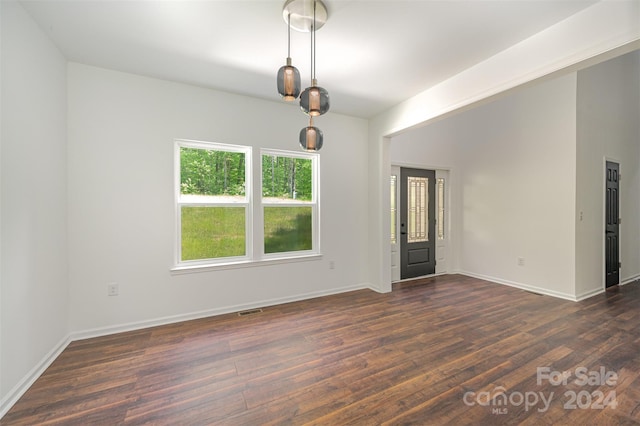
[300,80,329,117]
[299,1,329,116]
[299,117,323,151]
[276,12,301,101]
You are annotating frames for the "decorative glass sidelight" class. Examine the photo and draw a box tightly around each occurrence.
[407,176,428,243]
[390,175,397,244]
[437,178,445,240]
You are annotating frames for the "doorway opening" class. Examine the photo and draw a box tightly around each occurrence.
[391,166,448,282]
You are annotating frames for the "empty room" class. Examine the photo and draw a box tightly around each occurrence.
[1,0,639,424]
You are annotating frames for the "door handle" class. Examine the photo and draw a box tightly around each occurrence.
[401,232,407,235]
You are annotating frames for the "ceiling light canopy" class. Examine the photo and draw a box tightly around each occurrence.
[282,0,327,32]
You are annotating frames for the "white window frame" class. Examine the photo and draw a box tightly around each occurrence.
[174,139,252,267]
[260,148,320,259]
[172,141,321,273]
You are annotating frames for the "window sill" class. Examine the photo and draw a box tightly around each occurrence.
[170,253,323,275]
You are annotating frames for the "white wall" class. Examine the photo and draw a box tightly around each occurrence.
[367,1,639,293]
[67,64,370,334]
[575,50,640,298]
[1,0,69,412]
[391,74,578,299]
[390,125,462,275]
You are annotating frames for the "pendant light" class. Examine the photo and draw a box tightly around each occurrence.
[299,117,323,151]
[299,0,329,116]
[276,12,301,101]
[279,0,329,151]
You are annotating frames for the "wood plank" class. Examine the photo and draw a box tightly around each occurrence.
[3,275,640,425]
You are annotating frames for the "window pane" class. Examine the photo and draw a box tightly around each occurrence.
[408,176,428,243]
[180,147,245,199]
[390,175,397,244]
[264,206,312,254]
[437,178,445,240]
[181,206,245,261]
[262,154,312,202]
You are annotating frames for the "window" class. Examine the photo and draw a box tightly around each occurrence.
[390,175,397,244]
[176,140,250,263]
[175,140,319,269]
[262,150,317,255]
[437,178,445,240]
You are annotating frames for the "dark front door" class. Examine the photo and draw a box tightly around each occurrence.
[605,161,620,288]
[400,168,436,279]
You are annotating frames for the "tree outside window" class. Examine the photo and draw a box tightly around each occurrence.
[175,141,318,267]
[177,141,250,263]
[261,152,316,254]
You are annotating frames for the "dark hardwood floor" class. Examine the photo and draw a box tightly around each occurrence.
[3,274,640,425]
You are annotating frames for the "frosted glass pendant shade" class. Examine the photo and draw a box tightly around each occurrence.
[300,84,329,116]
[277,58,301,101]
[299,124,323,151]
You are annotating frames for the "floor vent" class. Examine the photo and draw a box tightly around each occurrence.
[238,308,263,317]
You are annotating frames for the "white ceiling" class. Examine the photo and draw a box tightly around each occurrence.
[21,0,599,118]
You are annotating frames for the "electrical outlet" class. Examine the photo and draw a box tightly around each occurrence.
[517,257,525,267]
[107,282,119,296]
[329,260,335,270]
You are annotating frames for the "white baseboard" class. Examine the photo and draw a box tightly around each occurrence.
[0,334,72,419]
[459,271,578,301]
[391,272,447,285]
[457,271,639,302]
[575,275,640,301]
[1,282,374,420]
[575,287,604,301]
[621,274,640,286]
[71,282,374,341]
[3,273,635,419]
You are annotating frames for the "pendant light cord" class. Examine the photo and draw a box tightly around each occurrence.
[313,1,316,82]
[287,12,291,58]
[309,4,314,83]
